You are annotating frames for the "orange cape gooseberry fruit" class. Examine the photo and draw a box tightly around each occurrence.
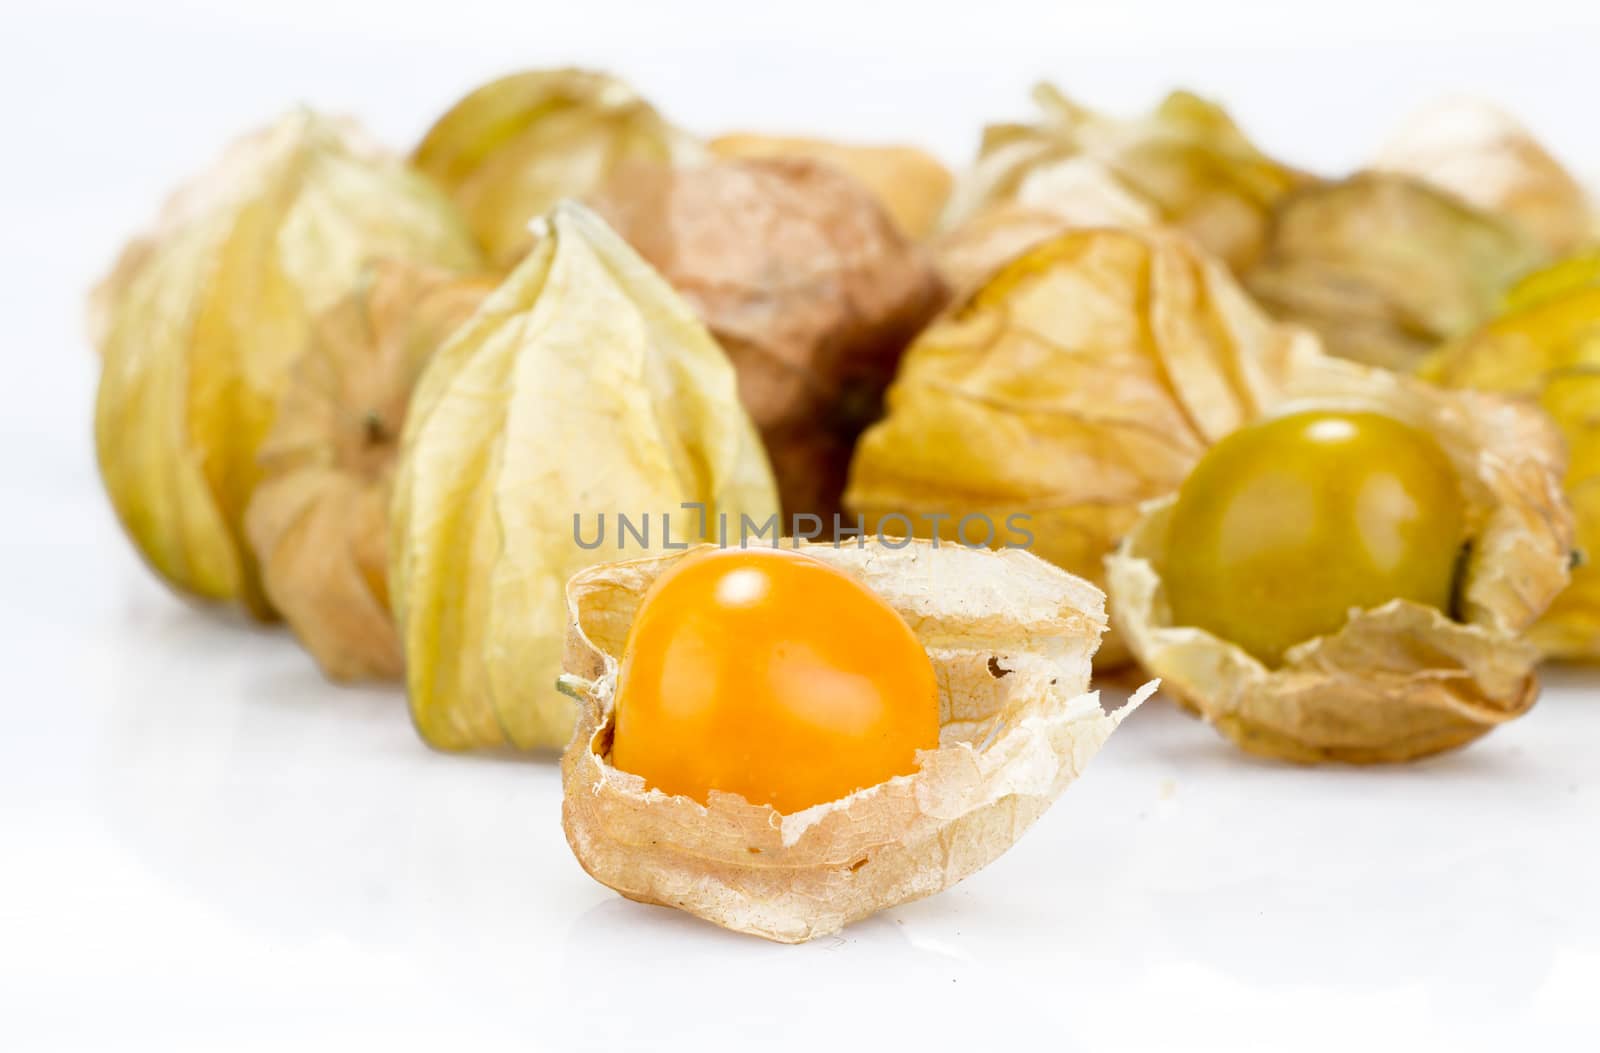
[610,547,940,814]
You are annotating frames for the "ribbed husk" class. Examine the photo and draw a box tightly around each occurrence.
[412,68,702,268]
[1106,357,1574,764]
[245,261,492,682]
[92,111,482,617]
[1420,253,1600,659]
[591,157,946,522]
[844,226,1321,666]
[560,540,1151,943]
[710,133,953,239]
[1373,98,1595,257]
[390,203,778,751]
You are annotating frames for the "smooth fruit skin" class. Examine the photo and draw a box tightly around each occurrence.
[1163,409,1465,666]
[610,548,940,814]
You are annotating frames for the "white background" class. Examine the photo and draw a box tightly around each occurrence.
[4,2,1600,1050]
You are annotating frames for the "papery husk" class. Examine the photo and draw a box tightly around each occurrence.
[591,157,947,521]
[932,178,1154,295]
[710,133,953,238]
[245,261,492,682]
[1244,172,1547,371]
[1107,356,1574,764]
[941,84,1308,273]
[1421,256,1600,659]
[390,203,779,751]
[844,227,1321,666]
[93,111,482,617]
[1374,98,1595,257]
[413,68,702,268]
[560,540,1151,943]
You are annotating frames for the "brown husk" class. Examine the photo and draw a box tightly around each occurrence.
[844,226,1320,666]
[1106,356,1573,763]
[710,133,953,238]
[591,157,947,521]
[560,540,1151,943]
[245,261,491,681]
[1244,172,1548,371]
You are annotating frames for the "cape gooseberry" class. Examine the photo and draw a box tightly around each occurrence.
[1162,408,1466,666]
[611,548,940,813]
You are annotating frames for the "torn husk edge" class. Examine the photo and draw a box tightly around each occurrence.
[560,540,1153,943]
[1106,357,1574,764]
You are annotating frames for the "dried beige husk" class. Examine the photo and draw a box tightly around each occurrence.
[1244,172,1547,371]
[1107,356,1574,764]
[560,540,1152,943]
[1421,253,1600,659]
[1374,98,1595,257]
[591,157,946,521]
[710,133,954,238]
[412,68,702,268]
[390,203,779,751]
[941,84,1307,273]
[245,262,492,682]
[92,110,482,617]
[844,227,1320,666]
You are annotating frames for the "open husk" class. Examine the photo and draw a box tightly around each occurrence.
[1373,98,1595,257]
[561,540,1150,943]
[390,203,778,751]
[1106,356,1574,764]
[591,157,946,521]
[844,226,1321,666]
[710,133,953,239]
[245,261,492,682]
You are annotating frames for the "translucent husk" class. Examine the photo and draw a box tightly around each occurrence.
[1420,255,1600,658]
[710,133,953,238]
[1374,98,1596,257]
[941,84,1308,273]
[245,262,492,681]
[843,227,1321,666]
[1244,172,1548,371]
[412,68,702,268]
[560,540,1152,943]
[390,203,779,751]
[1106,356,1573,763]
[92,111,482,617]
[591,157,946,521]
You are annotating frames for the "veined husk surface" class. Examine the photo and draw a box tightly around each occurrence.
[844,227,1320,666]
[591,157,946,522]
[413,68,702,268]
[710,133,954,238]
[246,261,492,682]
[940,84,1307,274]
[1422,253,1600,659]
[560,540,1152,943]
[93,110,481,617]
[390,203,779,751]
[1107,356,1574,764]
